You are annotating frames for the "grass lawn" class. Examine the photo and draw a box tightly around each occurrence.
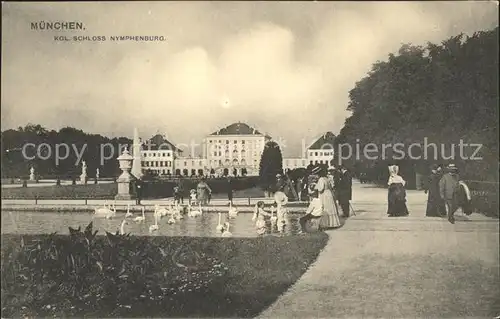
[1,231,328,318]
[1,183,118,200]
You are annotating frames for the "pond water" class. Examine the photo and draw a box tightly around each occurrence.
[1,211,303,237]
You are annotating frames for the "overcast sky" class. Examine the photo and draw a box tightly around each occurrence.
[1,1,498,156]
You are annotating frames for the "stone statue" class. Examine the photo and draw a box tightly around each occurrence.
[29,167,35,181]
[80,161,88,184]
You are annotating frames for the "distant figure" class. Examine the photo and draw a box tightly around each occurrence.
[196,178,212,205]
[425,165,446,217]
[226,177,234,205]
[337,165,352,218]
[439,164,472,223]
[296,177,304,201]
[135,179,143,205]
[175,180,184,204]
[96,168,100,179]
[387,165,409,217]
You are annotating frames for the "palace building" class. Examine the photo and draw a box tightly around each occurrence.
[202,122,272,176]
[140,123,335,177]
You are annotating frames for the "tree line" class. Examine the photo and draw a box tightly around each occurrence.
[1,124,132,179]
[335,27,499,183]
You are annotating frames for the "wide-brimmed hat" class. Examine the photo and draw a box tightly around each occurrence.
[447,163,459,171]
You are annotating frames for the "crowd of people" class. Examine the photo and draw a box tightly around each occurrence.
[249,164,354,235]
[387,163,473,224]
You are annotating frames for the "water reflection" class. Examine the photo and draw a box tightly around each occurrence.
[1,211,303,237]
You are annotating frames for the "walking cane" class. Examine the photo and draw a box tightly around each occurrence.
[349,202,357,216]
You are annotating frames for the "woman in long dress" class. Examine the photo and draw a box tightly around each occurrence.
[314,167,342,229]
[387,165,409,217]
[196,178,212,205]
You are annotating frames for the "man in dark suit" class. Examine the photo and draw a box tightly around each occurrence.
[227,176,234,205]
[337,165,352,218]
[135,179,143,205]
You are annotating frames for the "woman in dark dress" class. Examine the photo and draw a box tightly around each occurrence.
[387,165,409,217]
[425,165,446,217]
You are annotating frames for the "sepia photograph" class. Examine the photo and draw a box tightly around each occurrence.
[1,1,499,318]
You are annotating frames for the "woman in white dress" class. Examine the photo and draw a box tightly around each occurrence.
[313,166,342,229]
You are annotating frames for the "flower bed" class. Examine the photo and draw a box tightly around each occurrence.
[1,226,328,318]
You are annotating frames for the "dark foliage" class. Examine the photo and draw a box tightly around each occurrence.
[259,141,283,192]
[336,28,499,184]
[1,124,132,179]
[1,231,328,318]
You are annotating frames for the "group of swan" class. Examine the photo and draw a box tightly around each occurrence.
[98,201,234,237]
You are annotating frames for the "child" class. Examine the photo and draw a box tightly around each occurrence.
[252,201,271,235]
[298,189,323,234]
[189,189,197,205]
[274,191,289,234]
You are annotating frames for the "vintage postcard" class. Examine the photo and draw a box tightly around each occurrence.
[1,1,499,318]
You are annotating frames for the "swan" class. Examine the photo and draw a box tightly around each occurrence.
[221,222,232,237]
[119,219,129,235]
[95,201,111,215]
[104,202,117,219]
[167,213,176,225]
[134,206,146,222]
[188,203,202,218]
[125,203,133,218]
[156,204,169,218]
[149,210,159,232]
[228,202,239,218]
[216,212,224,232]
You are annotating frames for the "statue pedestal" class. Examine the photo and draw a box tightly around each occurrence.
[80,174,88,184]
[115,171,136,200]
[29,174,35,181]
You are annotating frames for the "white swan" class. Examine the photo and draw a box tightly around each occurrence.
[216,212,224,232]
[125,203,133,218]
[228,202,239,218]
[149,210,159,232]
[167,213,176,225]
[134,206,146,222]
[104,202,116,219]
[119,219,128,235]
[221,222,232,237]
[188,203,202,218]
[95,201,111,215]
[155,204,169,218]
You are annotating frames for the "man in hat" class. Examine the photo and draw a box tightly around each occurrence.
[425,164,446,217]
[439,164,460,224]
[337,165,352,218]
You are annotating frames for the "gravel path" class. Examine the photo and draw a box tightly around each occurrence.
[257,183,499,318]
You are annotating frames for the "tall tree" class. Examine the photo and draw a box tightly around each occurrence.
[259,141,283,194]
[336,27,498,183]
